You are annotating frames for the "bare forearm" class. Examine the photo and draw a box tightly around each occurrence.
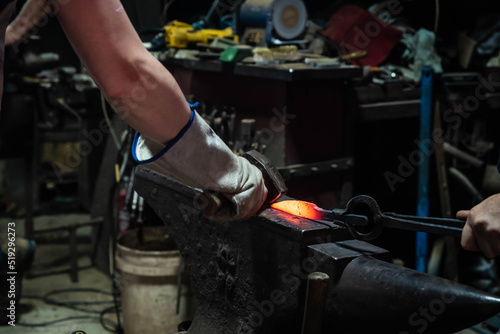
[53,0,190,143]
[5,0,52,46]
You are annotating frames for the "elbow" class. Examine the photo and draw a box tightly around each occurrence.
[95,56,159,113]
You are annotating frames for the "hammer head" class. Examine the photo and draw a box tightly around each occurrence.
[243,150,288,203]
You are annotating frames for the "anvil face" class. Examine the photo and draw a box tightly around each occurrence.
[134,166,500,334]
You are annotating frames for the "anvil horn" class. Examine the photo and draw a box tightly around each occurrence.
[329,256,500,334]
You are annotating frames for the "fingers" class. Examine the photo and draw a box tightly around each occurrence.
[471,219,500,259]
[458,209,482,253]
[456,210,469,220]
[460,222,480,252]
[459,209,500,258]
[460,205,500,258]
[458,205,500,257]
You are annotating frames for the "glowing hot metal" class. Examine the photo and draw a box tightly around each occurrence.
[271,200,326,220]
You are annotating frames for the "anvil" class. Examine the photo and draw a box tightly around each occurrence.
[134,165,500,334]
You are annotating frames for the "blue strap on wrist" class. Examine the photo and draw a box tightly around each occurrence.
[132,102,198,164]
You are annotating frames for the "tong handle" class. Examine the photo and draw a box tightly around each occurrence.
[340,195,466,240]
[381,212,465,237]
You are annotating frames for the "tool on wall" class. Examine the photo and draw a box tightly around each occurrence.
[201,105,237,147]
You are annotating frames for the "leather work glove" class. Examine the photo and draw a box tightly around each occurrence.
[133,103,268,222]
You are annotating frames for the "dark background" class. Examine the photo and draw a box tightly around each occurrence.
[4,0,500,271]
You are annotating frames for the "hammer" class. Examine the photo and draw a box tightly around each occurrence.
[243,150,288,204]
[202,150,288,218]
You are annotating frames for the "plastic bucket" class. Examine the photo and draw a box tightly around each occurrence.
[116,226,195,333]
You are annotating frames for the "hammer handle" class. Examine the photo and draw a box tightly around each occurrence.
[199,191,231,218]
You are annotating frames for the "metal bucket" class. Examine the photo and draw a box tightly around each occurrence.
[116,226,196,333]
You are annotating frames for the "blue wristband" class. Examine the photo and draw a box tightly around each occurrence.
[132,102,198,164]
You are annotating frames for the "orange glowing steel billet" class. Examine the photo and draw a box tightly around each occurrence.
[270,200,323,220]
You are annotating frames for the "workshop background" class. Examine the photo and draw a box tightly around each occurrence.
[2,0,500,333]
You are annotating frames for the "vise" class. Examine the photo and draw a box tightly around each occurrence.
[134,165,500,334]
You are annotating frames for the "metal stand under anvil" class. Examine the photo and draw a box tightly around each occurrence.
[134,166,500,334]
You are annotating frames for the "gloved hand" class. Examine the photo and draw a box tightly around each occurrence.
[133,103,268,222]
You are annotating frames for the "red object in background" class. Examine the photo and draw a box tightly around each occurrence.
[320,5,402,66]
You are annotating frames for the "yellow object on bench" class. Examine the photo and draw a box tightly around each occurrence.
[164,20,238,49]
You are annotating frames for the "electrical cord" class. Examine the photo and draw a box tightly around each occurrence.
[18,316,94,327]
[104,177,125,334]
[101,306,122,333]
[107,129,137,333]
[56,97,83,123]
[22,288,113,308]
[44,288,113,312]
[101,309,120,332]
[434,0,440,34]
[118,131,133,181]
[18,288,121,332]
[162,0,178,23]
[101,92,122,150]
